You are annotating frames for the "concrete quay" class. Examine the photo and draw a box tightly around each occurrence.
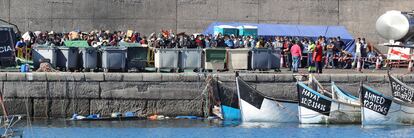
[0,71,410,118]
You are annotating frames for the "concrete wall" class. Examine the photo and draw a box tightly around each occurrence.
[1,0,413,51]
[0,72,412,118]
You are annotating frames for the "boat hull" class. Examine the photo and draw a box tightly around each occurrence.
[298,82,361,124]
[362,101,414,125]
[240,98,298,122]
[221,105,241,121]
[299,101,361,124]
[237,76,298,122]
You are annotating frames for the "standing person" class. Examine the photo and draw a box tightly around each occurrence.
[313,42,324,74]
[361,38,368,59]
[290,41,302,73]
[360,38,368,70]
[283,38,293,71]
[234,37,241,48]
[224,35,234,48]
[195,35,205,48]
[354,38,362,68]
[307,41,316,73]
[325,43,335,68]
[216,34,226,48]
[256,37,265,48]
[204,36,211,48]
[337,36,346,52]
[15,38,26,58]
[249,37,256,48]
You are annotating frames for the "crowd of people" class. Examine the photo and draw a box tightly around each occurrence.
[14,29,380,73]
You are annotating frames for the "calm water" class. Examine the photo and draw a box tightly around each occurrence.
[12,119,414,138]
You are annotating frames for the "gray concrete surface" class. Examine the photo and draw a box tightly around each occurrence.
[1,0,413,52]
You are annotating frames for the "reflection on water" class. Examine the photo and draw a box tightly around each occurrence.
[14,119,414,138]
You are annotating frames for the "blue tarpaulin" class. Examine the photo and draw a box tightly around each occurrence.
[203,22,355,55]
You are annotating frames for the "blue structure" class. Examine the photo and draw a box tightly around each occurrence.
[221,105,241,121]
[203,22,355,55]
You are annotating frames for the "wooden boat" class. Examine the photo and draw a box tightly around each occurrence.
[361,75,414,125]
[331,82,360,105]
[71,113,146,121]
[71,116,146,121]
[208,76,240,121]
[217,85,240,121]
[297,82,360,124]
[237,76,298,122]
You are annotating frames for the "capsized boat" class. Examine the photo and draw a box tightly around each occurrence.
[298,82,360,124]
[237,76,298,122]
[217,83,240,121]
[208,77,240,121]
[361,75,414,125]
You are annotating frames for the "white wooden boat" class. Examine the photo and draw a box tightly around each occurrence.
[361,75,414,125]
[298,82,360,124]
[331,82,360,105]
[236,76,298,122]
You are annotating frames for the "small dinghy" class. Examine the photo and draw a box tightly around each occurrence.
[237,75,298,122]
[361,75,414,125]
[71,112,145,121]
[298,82,360,124]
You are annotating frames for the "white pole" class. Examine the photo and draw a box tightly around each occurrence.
[356,57,361,72]
[376,57,381,70]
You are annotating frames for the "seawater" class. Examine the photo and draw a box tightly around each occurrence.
[15,119,414,138]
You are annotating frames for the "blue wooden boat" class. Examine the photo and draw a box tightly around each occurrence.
[212,78,241,120]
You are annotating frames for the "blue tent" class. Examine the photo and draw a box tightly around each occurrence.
[203,22,355,55]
